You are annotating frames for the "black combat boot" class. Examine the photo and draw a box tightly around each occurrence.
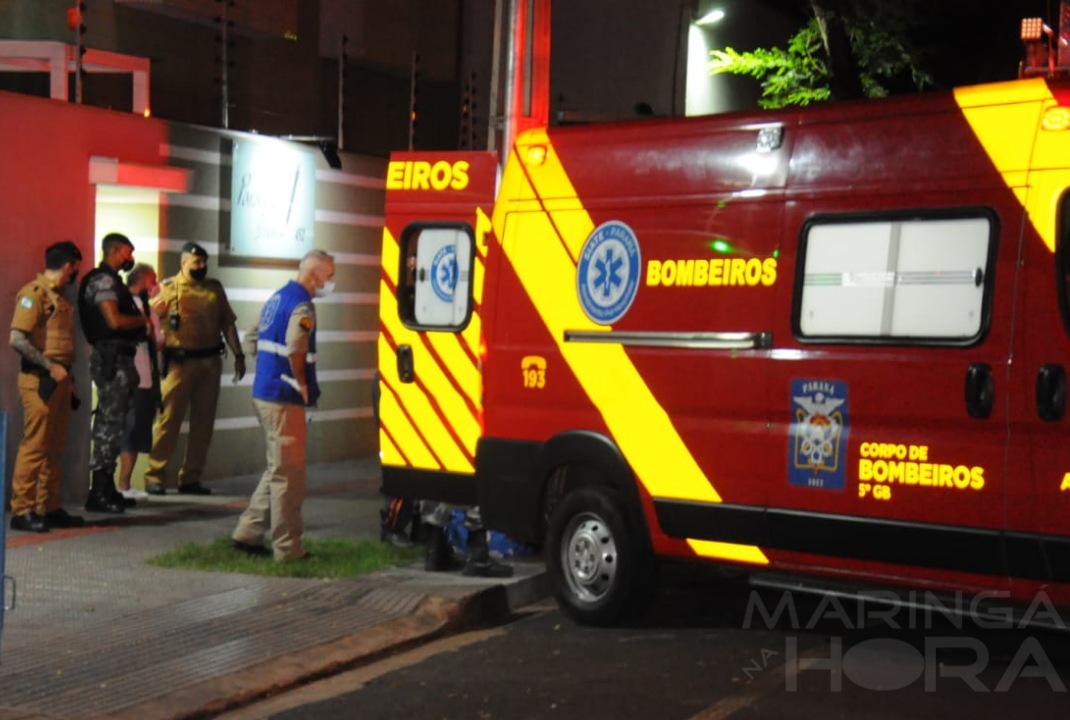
[462,530,514,578]
[424,525,461,572]
[85,468,125,514]
[10,512,49,533]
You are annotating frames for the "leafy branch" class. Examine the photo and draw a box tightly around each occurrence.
[709,15,933,109]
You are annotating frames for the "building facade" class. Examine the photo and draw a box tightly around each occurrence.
[0,88,384,501]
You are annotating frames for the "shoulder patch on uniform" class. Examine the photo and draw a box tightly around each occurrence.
[208,291,217,303]
[18,296,33,310]
[299,316,313,332]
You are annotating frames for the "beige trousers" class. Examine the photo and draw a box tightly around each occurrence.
[11,373,72,516]
[232,398,307,561]
[145,355,222,487]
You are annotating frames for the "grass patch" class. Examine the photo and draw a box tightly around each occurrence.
[147,535,423,579]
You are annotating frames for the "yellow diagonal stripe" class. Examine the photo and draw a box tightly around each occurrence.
[955,79,1052,249]
[378,404,415,467]
[496,130,768,566]
[954,80,1043,176]
[427,328,482,411]
[378,333,471,470]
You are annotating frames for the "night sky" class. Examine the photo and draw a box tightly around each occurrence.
[737,0,1057,88]
[924,0,1055,86]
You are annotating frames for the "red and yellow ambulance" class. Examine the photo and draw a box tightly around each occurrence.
[379,76,1070,625]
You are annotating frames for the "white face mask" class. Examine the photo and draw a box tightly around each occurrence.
[314,280,335,298]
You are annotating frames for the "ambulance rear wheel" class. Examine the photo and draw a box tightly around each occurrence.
[547,485,654,626]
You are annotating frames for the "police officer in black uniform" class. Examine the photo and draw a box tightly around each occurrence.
[78,232,151,514]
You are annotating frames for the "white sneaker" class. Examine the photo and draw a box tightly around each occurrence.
[120,488,149,501]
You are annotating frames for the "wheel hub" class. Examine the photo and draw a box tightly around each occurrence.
[564,515,618,603]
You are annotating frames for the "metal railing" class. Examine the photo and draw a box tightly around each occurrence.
[1,413,14,662]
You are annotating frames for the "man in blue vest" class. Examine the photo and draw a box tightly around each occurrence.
[230,249,335,562]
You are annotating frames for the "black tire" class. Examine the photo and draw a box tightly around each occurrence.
[546,485,656,626]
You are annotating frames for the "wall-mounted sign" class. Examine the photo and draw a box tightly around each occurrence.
[230,138,316,260]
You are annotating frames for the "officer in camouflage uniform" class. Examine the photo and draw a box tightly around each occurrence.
[8,240,85,532]
[79,233,151,514]
[144,241,244,495]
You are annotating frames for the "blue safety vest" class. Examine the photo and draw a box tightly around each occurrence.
[252,280,319,406]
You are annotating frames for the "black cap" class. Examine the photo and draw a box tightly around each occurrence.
[181,241,208,258]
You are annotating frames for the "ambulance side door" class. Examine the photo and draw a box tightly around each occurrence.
[752,97,1030,590]
[766,198,1014,587]
[1010,187,1070,600]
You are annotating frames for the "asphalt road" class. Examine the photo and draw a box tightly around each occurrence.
[232,571,1070,720]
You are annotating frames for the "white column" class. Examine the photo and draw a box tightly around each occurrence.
[133,68,149,115]
[50,44,68,101]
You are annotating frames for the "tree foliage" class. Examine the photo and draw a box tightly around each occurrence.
[709,2,934,109]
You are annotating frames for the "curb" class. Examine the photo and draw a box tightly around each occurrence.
[106,567,550,720]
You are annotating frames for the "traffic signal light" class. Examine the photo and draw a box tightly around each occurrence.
[338,33,348,150]
[66,3,84,31]
[68,2,88,102]
[460,71,478,149]
[460,71,477,148]
[215,0,235,128]
[469,72,478,140]
[68,2,87,54]
[409,52,420,150]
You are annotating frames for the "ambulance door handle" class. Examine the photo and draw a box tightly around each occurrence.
[397,344,415,383]
[1036,364,1066,422]
[964,363,994,419]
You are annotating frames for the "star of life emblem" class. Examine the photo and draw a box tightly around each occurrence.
[431,244,458,302]
[576,221,641,325]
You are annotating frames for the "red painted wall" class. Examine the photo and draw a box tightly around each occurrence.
[0,89,170,501]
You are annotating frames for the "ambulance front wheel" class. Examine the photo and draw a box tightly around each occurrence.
[546,485,655,626]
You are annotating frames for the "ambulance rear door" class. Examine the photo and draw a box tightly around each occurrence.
[378,151,498,505]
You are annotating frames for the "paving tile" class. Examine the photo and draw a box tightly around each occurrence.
[0,458,546,719]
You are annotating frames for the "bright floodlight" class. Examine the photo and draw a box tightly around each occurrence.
[1021,17,1044,41]
[696,9,725,26]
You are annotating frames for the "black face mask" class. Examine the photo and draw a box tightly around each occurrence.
[120,258,135,273]
[69,271,79,286]
[189,267,208,281]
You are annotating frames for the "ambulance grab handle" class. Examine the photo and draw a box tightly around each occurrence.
[1036,364,1066,422]
[964,363,994,419]
[397,344,415,383]
[563,330,772,350]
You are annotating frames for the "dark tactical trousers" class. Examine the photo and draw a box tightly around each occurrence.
[90,350,137,472]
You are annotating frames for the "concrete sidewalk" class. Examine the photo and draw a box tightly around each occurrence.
[0,459,548,720]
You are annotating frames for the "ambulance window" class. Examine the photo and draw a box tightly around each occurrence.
[397,223,475,331]
[797,214,993,342]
